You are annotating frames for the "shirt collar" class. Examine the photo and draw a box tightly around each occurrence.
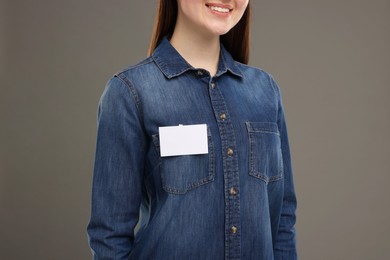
[152,37,243,79]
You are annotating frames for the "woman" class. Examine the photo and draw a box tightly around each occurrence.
[87,0,297,259]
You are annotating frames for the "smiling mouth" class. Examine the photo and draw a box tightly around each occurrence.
[205,4,232,14]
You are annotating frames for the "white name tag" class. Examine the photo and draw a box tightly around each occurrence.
[158,124,208,157]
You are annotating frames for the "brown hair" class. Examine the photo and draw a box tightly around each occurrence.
[148,1,251,64]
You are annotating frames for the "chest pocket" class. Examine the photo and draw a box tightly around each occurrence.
[152,127,215,194]
[246,122,283,184]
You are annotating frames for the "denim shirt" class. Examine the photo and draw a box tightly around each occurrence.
[87,37,297,260]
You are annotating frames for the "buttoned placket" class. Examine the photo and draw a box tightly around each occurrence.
[208,75,241,260]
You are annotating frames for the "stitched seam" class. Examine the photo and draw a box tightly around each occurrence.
[114,73,148,162]
[268,73,281,112]
[115,73,144,127]
[247,125,283,184]
[115,57,154,75]
[245,121,279,135]
[249,130,280,135]
[231,61,244,78]
[152,54,193,79]
[152,129,215,195]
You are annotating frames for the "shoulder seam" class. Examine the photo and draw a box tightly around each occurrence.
[268,73,281,102]
[114,73,145,127]
[116,57,154,75]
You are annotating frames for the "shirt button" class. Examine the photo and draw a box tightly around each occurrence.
[231,226,238,234]
[211,83,215,88]
[227,148,234,156]
[219,113,226,120]
[229,187,238,196]
[197,70,203,76]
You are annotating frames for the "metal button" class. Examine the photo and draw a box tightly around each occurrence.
[231,226,238,234]
[229,187,238,196]
[219,113,226,120]
[197,70,203,76]
[227,148,234,156]
[211,83,215,88]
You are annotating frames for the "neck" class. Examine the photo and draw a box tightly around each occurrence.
[170,22,220,76]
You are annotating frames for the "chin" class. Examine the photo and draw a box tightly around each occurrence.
[205,21,235,36]
[208,27,232,36]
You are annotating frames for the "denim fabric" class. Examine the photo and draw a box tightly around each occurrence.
[87,37,297,260]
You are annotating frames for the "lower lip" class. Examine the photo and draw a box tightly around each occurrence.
[206,6,232,18]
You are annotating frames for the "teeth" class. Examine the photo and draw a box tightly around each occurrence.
[209,6,230,13]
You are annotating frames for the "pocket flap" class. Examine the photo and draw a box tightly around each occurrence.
[245,121,279,134]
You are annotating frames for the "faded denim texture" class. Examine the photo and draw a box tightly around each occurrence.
[87,37,297,260]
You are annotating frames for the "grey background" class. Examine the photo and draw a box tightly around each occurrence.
[1,0,389,259]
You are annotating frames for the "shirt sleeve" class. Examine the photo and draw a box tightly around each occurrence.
[271,76,298,260]
[87,75,146,259]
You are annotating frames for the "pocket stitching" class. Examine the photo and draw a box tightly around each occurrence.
[152,131,215,194]
[246,122,283,184]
